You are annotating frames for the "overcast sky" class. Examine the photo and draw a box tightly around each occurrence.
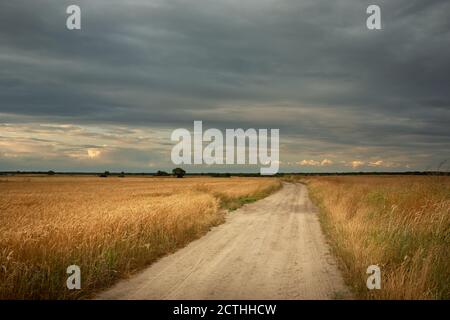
[0,0,449,173]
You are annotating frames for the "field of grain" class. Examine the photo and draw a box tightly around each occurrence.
[303,175,450,299]
[0,176,281,299]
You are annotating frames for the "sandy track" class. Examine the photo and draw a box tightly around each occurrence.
[97,183,351,300]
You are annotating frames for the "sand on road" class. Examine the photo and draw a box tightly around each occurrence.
[97,183,351,300]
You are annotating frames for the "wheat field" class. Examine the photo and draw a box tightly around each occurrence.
[0,176,281,299]
[303,175,450,300]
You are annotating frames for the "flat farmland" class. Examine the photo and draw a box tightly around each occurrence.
[304,175,450,299]
[0,176,280,299]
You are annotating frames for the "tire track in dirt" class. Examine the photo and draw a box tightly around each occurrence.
[97,183,351,300]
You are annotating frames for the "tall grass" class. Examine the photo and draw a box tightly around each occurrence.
[0,176,280,299]
[303,176,449,299]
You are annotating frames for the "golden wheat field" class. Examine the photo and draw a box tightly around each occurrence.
[0,176,281,299]
[302,175,450,300]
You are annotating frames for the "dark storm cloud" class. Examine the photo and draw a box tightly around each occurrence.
[0,0,449,171]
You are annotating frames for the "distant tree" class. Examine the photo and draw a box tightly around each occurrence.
[172,168,186,178]
[99,171,110,178]
[119,171,125,177]
[156,170,169,176]
[210,173,231,178]
[47,170,55,175]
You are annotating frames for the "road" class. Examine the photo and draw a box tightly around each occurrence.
[97,183,351,300]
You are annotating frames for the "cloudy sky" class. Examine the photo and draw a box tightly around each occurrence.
[0,0,449,173]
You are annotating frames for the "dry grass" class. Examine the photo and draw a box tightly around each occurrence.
[0,176,281,299]
[301,175,450,299]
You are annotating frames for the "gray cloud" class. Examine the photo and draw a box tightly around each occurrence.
[0,0,449,171]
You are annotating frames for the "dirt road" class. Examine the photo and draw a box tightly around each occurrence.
[97,183,351,299]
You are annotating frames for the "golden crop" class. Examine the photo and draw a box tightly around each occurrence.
[0,176,280,299]
[304,175,450,300]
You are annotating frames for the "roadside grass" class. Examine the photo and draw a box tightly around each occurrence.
[215,181,282,211]
[298,175,450,299]
[0,176,280,299]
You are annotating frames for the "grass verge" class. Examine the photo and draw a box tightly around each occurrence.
[300,176,449,299]
[215,181,282,211]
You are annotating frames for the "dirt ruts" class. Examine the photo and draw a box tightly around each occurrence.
[97,183,351,299]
